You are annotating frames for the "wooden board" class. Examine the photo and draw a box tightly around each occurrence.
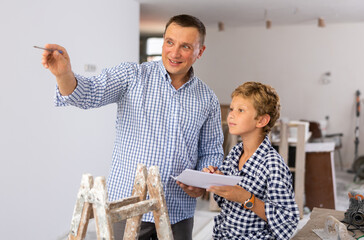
[305,152,335,210]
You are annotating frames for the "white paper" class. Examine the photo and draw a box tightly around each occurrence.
[171,169,241,189]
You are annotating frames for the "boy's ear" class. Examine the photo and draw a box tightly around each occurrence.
[256,114,271,128]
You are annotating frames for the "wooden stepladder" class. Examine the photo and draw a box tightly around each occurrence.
[68,164,174,240]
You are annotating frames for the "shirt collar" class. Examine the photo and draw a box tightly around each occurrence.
[244,136,271,170]
[229,135,272,174]
[158,60,195,85]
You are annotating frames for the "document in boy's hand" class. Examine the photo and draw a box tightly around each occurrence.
[171,169,241,189]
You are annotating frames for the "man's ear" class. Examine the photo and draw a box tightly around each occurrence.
[197,45,206,59]
[257,114,271,128]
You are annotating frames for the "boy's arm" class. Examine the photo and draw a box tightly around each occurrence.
[206,185,267,221]
[263,160,300,239]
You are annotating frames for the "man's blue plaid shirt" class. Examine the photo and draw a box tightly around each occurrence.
[55,60,224,224]
[214,136,299,239]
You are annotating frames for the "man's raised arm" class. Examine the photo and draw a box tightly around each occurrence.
[41,43,77,96]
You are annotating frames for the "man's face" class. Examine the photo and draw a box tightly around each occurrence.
[162,23,205,81]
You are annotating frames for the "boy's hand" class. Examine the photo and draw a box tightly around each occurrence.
[202,166,223,175]
[176,181,206,198]
[207,185,248,203]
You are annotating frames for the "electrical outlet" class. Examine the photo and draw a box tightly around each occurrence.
[84,64,96,72]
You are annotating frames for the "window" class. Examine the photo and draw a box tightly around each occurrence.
[140,36,163,63]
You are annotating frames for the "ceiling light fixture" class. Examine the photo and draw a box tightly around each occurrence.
[266,20,272,29]
[318,18,325,28]
[265,20,272,29]
[264,9,271,29]
[218,21,224,31]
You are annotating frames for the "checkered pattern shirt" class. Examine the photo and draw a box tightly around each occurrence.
[213,136,299,239]
[55,60,224,224]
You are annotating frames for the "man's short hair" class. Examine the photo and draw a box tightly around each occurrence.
[164,14,206,46]
[231,82,281,135]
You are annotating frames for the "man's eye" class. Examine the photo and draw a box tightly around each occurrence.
[239,109,244,112]
[183,45,190,49]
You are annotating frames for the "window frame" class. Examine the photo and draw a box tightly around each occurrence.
[140,35,164,63]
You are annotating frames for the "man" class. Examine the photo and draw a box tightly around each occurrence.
[41,14,223,239]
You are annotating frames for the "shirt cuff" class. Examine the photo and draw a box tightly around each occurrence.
[54,73,86,106]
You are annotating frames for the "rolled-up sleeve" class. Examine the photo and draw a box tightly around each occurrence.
[54,62,137,109]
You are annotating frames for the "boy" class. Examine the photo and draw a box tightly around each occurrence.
[203,82,299,239]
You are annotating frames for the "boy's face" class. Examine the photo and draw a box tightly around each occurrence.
[227,96,263,137]
[162,23,205,81]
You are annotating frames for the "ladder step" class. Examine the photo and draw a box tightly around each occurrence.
[109,199,158,223]
[109,196,140,210]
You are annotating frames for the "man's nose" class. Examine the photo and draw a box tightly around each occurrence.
[170,46,181,58]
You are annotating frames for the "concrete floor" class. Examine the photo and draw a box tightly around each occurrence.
[59,168,364,240]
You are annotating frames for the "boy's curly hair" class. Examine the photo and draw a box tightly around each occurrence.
[231,82,280,136]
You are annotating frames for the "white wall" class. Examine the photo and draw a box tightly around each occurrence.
[0,0,139,239]
[2,2,364,237]
[195,23,364,169]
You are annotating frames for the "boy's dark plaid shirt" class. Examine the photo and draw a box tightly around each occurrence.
[213,136,300,239]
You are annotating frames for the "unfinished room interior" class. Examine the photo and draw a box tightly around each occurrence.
[1,0,364,239]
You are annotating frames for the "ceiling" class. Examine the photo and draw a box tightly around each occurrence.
[139,0,364,34]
